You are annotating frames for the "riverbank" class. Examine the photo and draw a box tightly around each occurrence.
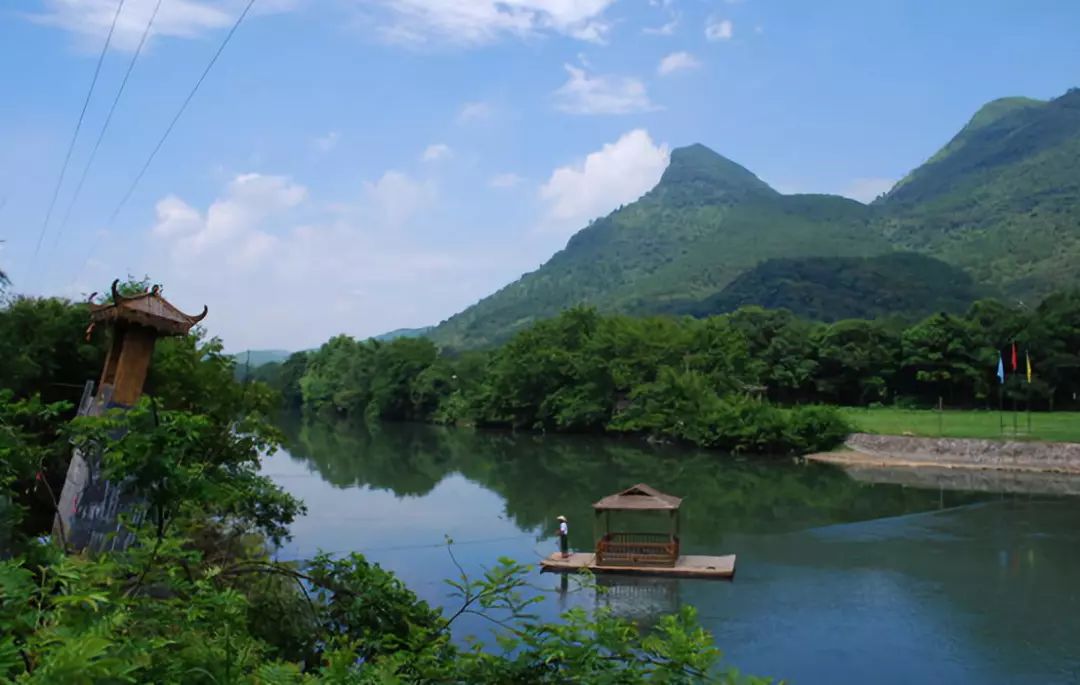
[808,432,1080,474]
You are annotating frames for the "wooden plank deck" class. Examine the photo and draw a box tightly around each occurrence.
[540,552,736,579]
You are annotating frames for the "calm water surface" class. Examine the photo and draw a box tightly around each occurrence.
[264,417,1080,684]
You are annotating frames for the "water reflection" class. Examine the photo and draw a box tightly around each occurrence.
[267,416,1080,685]
[278,415,991,553]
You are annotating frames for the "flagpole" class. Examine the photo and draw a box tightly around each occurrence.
[1010,342,1019,436]
[1026,349,1033,435]
[1027,384,1032,435]
[997,351,1005,435]
[1012,392,1018,436]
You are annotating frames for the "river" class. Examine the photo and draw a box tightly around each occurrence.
[263,416,1080,684]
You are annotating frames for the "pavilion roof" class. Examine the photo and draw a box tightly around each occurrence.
[592,483,682,511]
[89,280,207,336]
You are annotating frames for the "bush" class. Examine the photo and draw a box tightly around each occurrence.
[785,404,853,453]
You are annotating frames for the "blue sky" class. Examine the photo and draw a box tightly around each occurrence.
[2,0,1079,351]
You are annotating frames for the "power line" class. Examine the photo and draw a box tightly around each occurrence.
[53,0,165,250]
[109,0,258,224]
[33,0,126,259]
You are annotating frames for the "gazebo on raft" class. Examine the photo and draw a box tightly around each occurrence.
[593,483,682,568]
[540,482,736,579]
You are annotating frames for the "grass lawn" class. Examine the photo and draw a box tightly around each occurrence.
[838,407,1080,443]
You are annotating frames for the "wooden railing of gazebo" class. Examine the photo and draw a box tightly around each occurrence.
[596,532,679,567]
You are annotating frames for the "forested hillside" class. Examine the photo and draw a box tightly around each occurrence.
[878,88,1080,296]
[432,145,886,348]
[668,253,983,321]
[430,89,1080,349]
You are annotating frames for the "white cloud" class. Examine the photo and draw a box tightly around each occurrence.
[457,101,493,123]
[539,129,669,235]
[361,171,437,229]
[144,170,498,350]
[643,16,678,36]
[554,64,657,115]
[152,173,305,262]
[30,0,296,51]
[705,16,733,41]
[363,0,616,47]
[422,143,453,162]
[313,131,340,152]
[489,172,524,188]
[657,51,700,76]
[840,177,895,203]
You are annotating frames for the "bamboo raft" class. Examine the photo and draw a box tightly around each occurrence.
[540,551,736,579]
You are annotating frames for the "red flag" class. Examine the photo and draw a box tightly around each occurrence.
[1011,343,1018,371]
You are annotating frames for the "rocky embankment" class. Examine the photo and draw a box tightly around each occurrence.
[808,433,1080,474]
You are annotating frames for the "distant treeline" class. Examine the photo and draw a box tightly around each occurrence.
[252,291,1078,453]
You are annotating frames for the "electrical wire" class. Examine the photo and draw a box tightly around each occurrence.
[33,0,126,259]
[109,0,258,224]
[53,0,165,250]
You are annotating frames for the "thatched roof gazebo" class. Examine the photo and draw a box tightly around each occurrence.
[592,484,682,568]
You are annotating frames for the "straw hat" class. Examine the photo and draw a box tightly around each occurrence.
[556,515,567,521]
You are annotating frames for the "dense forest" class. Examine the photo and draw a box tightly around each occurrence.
[666,252,983,322]
[0,286,766,683]
[431,89,1080,348]
[255,289,1080,456]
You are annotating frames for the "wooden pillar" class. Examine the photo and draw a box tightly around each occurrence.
[98,327,124,391]
[109,325,158,407]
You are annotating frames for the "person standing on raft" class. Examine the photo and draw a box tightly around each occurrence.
[557,515,569,558]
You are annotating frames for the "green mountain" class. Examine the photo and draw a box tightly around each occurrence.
[232,349,291,368]
[878,88,1080,296]
[665,252,983,322]
[433,145,887,348]
[431,89,1080,348]
[371,326,433,342]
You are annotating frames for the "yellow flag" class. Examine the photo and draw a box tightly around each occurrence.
[1026,351,1032,383]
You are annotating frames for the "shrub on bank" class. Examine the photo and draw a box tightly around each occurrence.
[610,369,852,454]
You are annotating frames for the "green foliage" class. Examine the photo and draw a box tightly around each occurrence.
[70,401,303,545]
[0,296,105,405]
[295,306,854,455]
[294,287,1080,456]
[673,252,984,322]
[0,393,73,550]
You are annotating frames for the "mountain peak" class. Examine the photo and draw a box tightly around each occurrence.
[655,144,776,202]
[964,96,1045,133]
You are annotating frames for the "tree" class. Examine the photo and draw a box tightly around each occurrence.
[900,313,989,405]
[0,296,105,405]
[727,307,818,402]
[813,319,900,405]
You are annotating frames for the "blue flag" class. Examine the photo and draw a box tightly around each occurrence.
[996,353,1005,384]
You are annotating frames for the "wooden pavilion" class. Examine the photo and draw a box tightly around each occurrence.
[540,483,736,580]
[593,483,682,567]
[88,279,207,408]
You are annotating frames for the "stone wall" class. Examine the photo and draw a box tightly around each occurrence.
[843,433,1080,473]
